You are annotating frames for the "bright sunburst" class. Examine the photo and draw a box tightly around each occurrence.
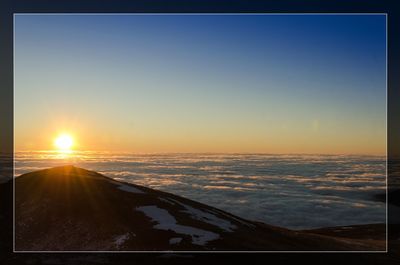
[54,134,74,151]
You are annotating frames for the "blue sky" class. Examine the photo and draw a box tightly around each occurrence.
[14,14,386,154]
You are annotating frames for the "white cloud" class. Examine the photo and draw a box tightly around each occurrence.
[14,151,386,229]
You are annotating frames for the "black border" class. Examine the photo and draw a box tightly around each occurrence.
[1,1,400,264]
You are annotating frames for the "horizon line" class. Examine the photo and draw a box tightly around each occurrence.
[13,149,387,156]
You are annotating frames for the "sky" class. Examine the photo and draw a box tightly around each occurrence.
[14,14,386,154]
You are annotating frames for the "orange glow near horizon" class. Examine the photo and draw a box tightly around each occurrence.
[13,15,386,156]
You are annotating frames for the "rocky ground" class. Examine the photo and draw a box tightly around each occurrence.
[14,166,386,251]
[1,165,399,264]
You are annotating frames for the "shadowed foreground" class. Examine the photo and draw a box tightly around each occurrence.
[15,166,385,251]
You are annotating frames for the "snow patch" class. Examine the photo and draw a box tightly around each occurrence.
[169,237,182,245]
[118,184,145,194]
[113,233,130,248]
[136,205,219,246]
[108,179,145,194]
[169,199,237,232]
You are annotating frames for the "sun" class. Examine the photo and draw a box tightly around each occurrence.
[54,134,74,151]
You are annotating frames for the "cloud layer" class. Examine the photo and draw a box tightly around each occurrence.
[15,152,386,229]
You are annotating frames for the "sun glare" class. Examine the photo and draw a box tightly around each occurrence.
[54,134,74,151]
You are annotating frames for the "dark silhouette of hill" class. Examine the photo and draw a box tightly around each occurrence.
[14,165,386,251]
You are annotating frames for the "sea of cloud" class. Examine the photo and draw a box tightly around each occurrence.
[14,151,387,229]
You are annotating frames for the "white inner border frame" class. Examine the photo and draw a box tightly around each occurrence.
[12,12,388,253]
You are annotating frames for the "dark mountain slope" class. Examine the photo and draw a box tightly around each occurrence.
[15,166,385,251]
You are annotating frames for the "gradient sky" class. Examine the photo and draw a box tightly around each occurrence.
[14,14,386,154]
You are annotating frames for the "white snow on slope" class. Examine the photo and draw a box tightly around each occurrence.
[118,184,145,194]
[107,179,145,194]
[136,205,219,246]
[114,233,130,248]
[168,198,237,232]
